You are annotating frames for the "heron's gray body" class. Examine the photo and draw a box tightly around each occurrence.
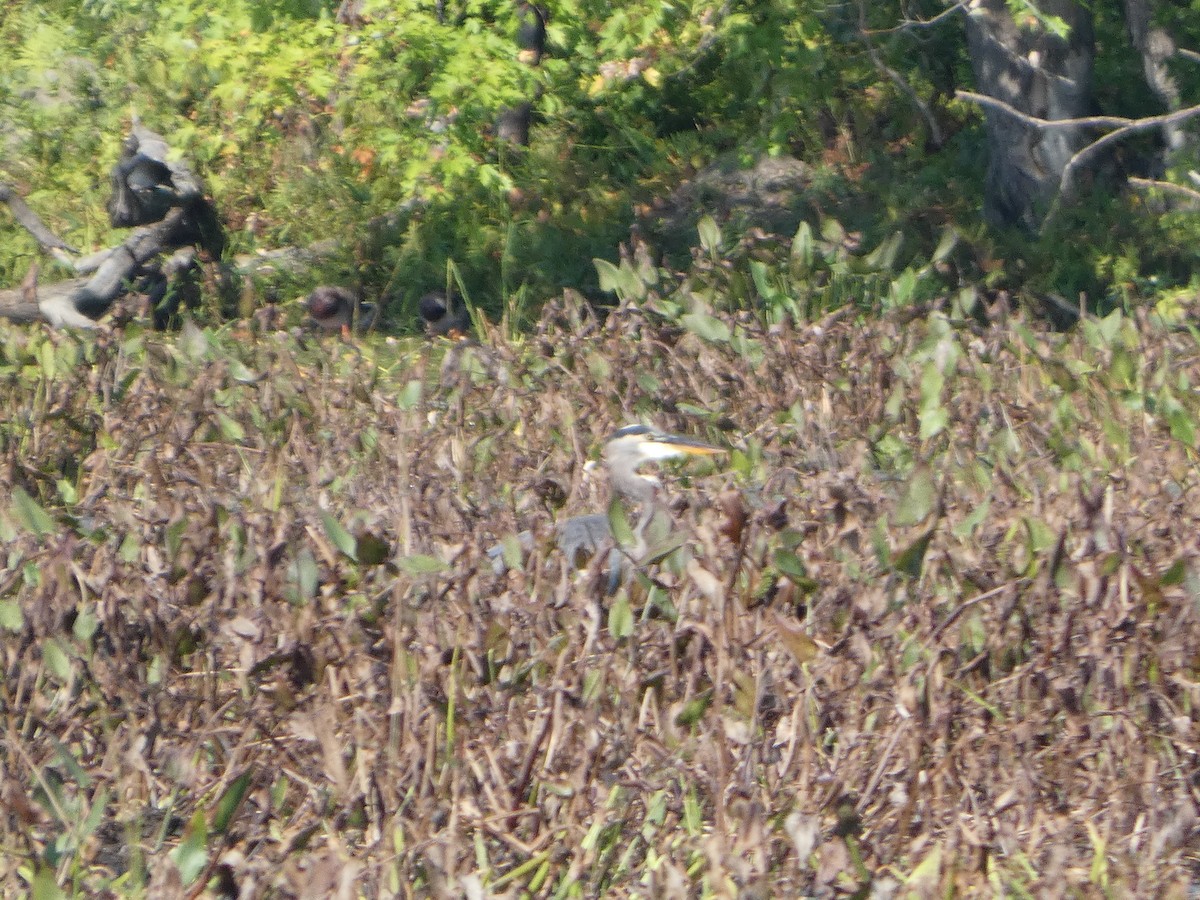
[488,425,720,580]
[487,513,612,575]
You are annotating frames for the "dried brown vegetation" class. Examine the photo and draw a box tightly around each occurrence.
[2,300,1200,897]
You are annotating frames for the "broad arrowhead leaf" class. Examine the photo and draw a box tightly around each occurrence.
[320,512,358,560]
[11,487,54,538]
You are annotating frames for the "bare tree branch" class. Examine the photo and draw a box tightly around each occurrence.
[957,88,1200,230]
[1127,176,1200,209]
[863,1,969,36]
[0,182,78,254]
[857,0,944,148]
[956,89,1138,130]
[1044,103,1200,230]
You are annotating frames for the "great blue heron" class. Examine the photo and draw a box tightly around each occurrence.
[489,425,723,578]
[418,289,470,338]
[305,285,378,335]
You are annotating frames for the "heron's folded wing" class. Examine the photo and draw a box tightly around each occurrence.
[556,513,612,567]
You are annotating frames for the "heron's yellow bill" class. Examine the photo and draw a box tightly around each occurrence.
[605,425,724,461]
[655,439,723,457]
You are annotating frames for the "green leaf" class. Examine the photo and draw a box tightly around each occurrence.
[147,653,166,686]
[905,842,942,891]
[636,372,660,394]
[211,769,252,835]
[55,479,77,505]
[895,465,937,525]
[772,548,808,580]
[1161,558,1187,587]
[951,496,990,539]
[865,231,903,272]
[892,527,935,578]
[607,590,634,640]
[821,217,846,245]
[890,268,918,306]
[43,640,73,683]
[119,532,141,563]
[216,412,245,442]
[674,688,714,728]
[289,549,319,602]
[697,215,721,254]
[594,258,622,294]
[1169,408,1195,445]
[918,405,949,442]
[791,221,814,271]
[586,352,612,381]
[180,320,210,361]
[1024,517,1055,555]
[0,600,23,631]
[397,379,423,410]
[608,498,636,549]
[39,338,57,381]
[321,513,358,560]
[11,487,55,538]
[1097,308,1122,345]
[30,868,66,900]
[500,534,525,571]
[680,312,731,343]
[931,227,958,264]
[397,554,447,575]
[228,359,260,383]
[171,810,209,886]
[73,606,99,642]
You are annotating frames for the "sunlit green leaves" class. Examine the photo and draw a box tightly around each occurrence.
[674,689,714,728]
[895,465,938,526]
[595,257,653,303]
[791,221,814,272]
[607,590,634,640]
[397,380,423,411]
[697,215,721,255]
[29,868,66,900]
[608,497,636,549]
[397,554,448,576]
[42,639,73,683]
[321,512,358,560]
[680,311,731,343]
[0,600,22,631]
[918,361,948,441]
[211,769,253,836]
[891,526,934,579]
[10,487,55,537]
[171,810,209,886]
[215,412,245,442]
[288,548,319,602]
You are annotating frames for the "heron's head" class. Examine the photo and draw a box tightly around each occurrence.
[602,426,722,492]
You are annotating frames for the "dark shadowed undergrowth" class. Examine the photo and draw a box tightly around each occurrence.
[2,298,1200,897]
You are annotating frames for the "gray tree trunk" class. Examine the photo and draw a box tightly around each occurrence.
[965,1,1095,229]
[1123,0,1187,158]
